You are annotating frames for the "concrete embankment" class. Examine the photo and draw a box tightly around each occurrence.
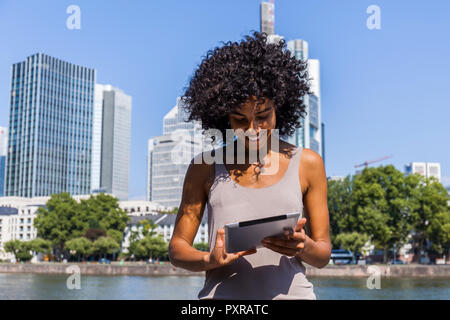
[305,264,450,278]
[0,263,449,278]
[0,263,203,276]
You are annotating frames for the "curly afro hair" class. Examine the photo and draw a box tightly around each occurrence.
[180,31,311,144]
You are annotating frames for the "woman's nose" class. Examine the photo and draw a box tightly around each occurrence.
[247,120,259,133]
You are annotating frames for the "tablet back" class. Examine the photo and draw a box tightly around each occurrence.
[225,212,300,253]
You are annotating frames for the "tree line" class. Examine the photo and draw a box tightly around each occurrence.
[5,164,447,264]
[3,193,183,262]
[328,165,450,263]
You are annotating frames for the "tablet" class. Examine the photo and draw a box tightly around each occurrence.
[224,212,301,253]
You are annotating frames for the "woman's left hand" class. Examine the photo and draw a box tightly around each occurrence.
[261,217,309,257]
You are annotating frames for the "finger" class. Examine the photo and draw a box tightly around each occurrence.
[215,229,225,249]
[236,248,257,257]
[261,242,296,256]
[226,248,256,264]
[290,231,306,241]
[294,218,307,232]
[283,227,294,240]
[262,238,300,249]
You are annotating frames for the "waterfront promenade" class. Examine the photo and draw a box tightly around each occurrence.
[0,262,449,278]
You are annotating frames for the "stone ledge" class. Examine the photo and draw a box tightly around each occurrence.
[1,263,449,278]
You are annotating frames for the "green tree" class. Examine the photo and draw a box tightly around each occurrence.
[65,237,92,261]
[107,229,124,246]
[34,192,87,256]
[408,176,450,258]
[127,219,168,260]
[428,211,450,257]
[92,236,120,259]
[327,176,353,247]
[34,192,129,260]
[29,238,52,256]
[350,166,413,263]
[141,235,168,260]
[79,193,129,244]
[334,232,370,256]
[194,242,209,252]
[4,240,32,262]
[156,207,179,214]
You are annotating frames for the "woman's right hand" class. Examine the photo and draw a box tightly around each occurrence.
[205,228,257,270]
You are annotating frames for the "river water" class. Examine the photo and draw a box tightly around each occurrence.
[0,273,448,299]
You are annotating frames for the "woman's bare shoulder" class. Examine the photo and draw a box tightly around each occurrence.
[299,148,326,191]
[187,148,220,196]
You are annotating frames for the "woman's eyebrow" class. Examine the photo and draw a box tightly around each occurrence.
[231,107,272,116]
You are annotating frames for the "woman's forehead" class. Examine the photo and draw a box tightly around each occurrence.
[232,97,274,113]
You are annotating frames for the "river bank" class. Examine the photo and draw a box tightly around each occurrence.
[1,262,449,278]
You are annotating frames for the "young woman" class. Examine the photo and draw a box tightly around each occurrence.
[169,31,331,300]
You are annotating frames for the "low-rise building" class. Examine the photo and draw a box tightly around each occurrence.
[121,213,208,254]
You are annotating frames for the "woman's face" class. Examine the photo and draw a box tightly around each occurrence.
[228,96,276,151]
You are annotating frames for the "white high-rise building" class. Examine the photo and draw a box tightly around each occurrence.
[147,98,215,208]
[260,1,275,35]
[92,84,132,200]
[405,162,441,183]
[260,2,324,159]
[0,127,7,157]
[284,39,323,158]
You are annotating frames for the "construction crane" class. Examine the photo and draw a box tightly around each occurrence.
[354,155,393,169]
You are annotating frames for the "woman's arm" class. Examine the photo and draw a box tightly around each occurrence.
[261,149,331,268]
[296,149,331,268]
[168,154,214,272]
[169,152,257,272]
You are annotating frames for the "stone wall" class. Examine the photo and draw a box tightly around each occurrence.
[0,263,449,278]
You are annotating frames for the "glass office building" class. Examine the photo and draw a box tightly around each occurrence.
[5,53,95,197]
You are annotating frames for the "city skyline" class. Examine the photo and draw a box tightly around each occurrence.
[0,0,449,200]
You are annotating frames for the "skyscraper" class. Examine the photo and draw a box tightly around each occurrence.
[0,127,6,196]
[5,53,95,197]
[147,97,214,208]
[260,0,275,35]
[284,41,323,157]
[92,84,132,200]
[259,2,324,158]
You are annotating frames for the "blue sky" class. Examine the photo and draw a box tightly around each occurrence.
[0,0,449,199]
